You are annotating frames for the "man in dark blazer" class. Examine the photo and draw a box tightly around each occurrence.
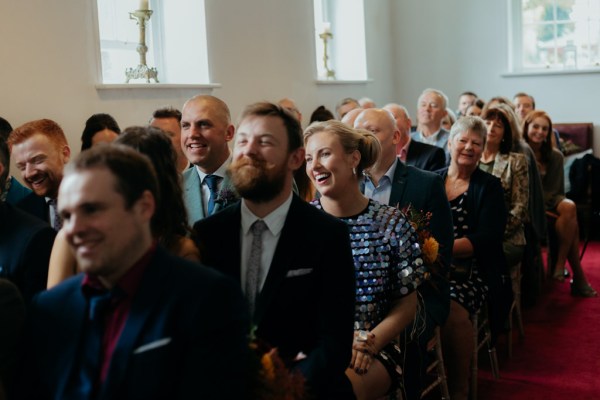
[0,279,25,398]
[17,145,249,400]
[194,102,356,399]
[9,119,71,230]
[0,139,55,302]
[384,103,446,171]
[355,108,454,400]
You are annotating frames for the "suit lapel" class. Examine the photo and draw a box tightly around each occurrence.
[183,168,205,224]
[389,159,409,208]
[99,249,170,399]
[221,204,243,282]
[212,175,239,215]
[54,278,87,397]
[253,196,301,326]
[492,153,509,181]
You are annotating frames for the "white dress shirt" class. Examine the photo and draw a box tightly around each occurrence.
[240,192,293,293]
[364,158,399,206]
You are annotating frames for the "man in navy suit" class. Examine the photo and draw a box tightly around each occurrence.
[384,103,446,171]
[17,145,249,400]
[180,95,238,225]
[355,108,453,400]
[0,139,55,302]
[8,119,71,230]
[194,102,356,399]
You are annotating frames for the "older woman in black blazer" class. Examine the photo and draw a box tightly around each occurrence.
[438,116,511,400]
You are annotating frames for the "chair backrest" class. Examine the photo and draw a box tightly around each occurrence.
[554,122,593,154]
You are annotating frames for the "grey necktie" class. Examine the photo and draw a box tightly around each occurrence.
[48,198,62,231]
[246,220,267,316]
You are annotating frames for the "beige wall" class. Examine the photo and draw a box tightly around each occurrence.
[0,0,394,157]
[1,0,597,161]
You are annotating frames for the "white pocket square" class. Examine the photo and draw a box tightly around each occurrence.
[133,337,172,354]
[286,268,313,278]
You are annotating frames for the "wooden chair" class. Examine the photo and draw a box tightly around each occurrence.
[507,262,525,358]
[470,306,499,400]
[420,326,450,400]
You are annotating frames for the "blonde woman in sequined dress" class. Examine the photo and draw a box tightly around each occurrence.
[304,120,424,400]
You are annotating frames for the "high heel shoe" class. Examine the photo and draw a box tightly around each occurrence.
[570,281,598,298]
[552,269,566,283]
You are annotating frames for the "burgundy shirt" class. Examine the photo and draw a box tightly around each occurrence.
[81,242,157,383]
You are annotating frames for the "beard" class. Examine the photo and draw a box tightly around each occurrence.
[228,156,287,203]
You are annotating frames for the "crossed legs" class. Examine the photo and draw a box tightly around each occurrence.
[553,199,590,286]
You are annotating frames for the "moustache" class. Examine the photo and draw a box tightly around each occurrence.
[230,156,276,171]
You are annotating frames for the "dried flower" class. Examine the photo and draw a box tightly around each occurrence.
[400,204,443,278]
[422,237,439,265]
[248,334,307,400]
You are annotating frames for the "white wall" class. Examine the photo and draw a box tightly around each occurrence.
[0,0,394,155]
[1,0,597,160]
[389,0,600,154]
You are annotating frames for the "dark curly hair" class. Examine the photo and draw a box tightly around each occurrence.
[81,113,121,151]
[116,126,191,251]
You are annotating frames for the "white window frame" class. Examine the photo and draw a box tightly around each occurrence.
[313,0,369,82]
[507,0,600,76]
[93,0,215,86]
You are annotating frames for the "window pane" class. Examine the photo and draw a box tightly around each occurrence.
[97,0,209,84]
[517,0,600,70]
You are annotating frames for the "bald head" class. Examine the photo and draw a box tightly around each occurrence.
[354,108,399,169]
[383,103,412,140]
[180,95,234,172]
[184,95,230,123]
[278,98,302,123]
[340,107,364,127]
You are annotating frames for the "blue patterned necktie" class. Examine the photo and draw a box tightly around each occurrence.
[246,220,267,317]
[204,175,222,215]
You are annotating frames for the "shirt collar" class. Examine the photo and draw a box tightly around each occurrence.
[82,241,157,298]
[195,155,231,183]
[399,137,412,161]
[240,192,293,237]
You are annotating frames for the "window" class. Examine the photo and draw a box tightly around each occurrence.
[313,0,368,81]
[510,0,600,72]
[96,0,210,84]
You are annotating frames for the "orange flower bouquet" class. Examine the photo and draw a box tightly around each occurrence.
[247,331,307,400]
[401,204,443,280]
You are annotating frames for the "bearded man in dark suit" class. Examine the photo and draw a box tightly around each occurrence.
[194,102,356,399]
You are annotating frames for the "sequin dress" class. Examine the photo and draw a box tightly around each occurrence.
[449,192,488,315]
[311,199,425,385]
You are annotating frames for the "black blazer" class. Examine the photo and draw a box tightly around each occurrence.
[438,167,512,342]
[0,279,25,395]
[15,193,49,224]
[0,202,55,302]
[406,140,447,172]
[194,195,356,399]
[17,247,249,400]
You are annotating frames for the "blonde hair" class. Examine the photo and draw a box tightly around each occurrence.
[303,120,380,176]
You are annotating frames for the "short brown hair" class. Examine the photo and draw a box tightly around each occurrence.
[65,144,159,211]
[8,119,68,151]
[240,102,302,152]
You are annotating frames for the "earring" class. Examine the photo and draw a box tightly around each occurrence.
[352,167,357,176]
